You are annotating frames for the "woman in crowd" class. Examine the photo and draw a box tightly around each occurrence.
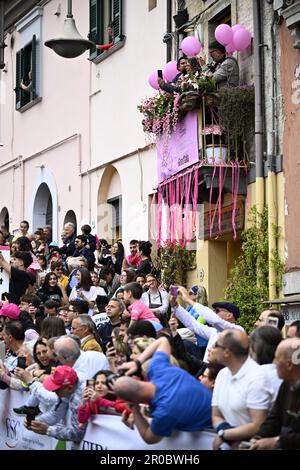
[50,261,69,290]
[69,267,97,316]
[77,370,132,425]
[37,272,68,306]
[40,316,66,340]
[109,241,125,275]
[114,269,136,298]
[141,274,169,321]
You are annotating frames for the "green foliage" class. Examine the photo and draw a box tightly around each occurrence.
[224,207,283,332]
[155,244,196,289]
[219,85,255,140]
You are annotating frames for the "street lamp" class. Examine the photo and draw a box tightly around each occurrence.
[45,0,94,58]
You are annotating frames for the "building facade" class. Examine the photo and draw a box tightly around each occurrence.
[1,0,300,313]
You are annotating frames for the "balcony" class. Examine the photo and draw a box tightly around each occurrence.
[139,84,254,245]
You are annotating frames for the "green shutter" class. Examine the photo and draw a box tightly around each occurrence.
[31,34,37,99]
[89,0,101,59]
[15,49,23,110]
[112,0,123,43]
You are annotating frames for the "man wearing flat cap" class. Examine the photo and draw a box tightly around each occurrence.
[201,40,239,89]
[171,286,244,362]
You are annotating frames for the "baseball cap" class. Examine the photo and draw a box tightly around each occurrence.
[49,242,59,248]
[212,301,240,320]
[43,365,78,391]
[189,285,199,295]
[0,303,21,320]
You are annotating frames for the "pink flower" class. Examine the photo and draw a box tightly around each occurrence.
[203,125,223,135]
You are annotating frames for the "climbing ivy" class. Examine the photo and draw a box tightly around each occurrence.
[224,207,284,332]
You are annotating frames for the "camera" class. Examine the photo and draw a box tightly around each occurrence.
[17,356,27,369]
[86,379,94,388]
[26,409,40,427]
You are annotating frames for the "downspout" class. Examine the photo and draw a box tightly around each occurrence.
[166,0,172,62]
[253,0,265,213]
[267,12,279,299]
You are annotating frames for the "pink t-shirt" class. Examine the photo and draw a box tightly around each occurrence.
[126,254,142,268]
[128,300,160,323]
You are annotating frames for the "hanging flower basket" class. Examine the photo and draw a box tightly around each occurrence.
[177,91,201,116]
[204,92,221,108]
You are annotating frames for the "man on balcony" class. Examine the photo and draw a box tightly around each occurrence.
[201,41,239,89]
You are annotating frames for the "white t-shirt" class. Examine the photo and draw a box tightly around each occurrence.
[69,285,98,316]
[212,357,271,427]
[91,312,109,329]
[72,351,109,381]
[261,363,282,404]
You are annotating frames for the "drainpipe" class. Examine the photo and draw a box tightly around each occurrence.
[253,0,265,213]
[267,12,279,299]
[166,0,172,62]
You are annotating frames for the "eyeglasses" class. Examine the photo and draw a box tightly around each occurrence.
[214,341,226,350]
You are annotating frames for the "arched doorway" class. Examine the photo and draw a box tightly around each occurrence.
[64,210,77,234]
[33,183,53,230]
[97,166,122,243]
[0,207,9,231]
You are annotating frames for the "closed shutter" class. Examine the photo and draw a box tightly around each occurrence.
[89,0,101,58]
[112,0,123,43]
[31,34,37,99]
[15,49,23,110]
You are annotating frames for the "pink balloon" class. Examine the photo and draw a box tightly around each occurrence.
[226,41,236,53]
[181,36,202,57]
[233,28,252,51]
[215,24,233,46]
[163,60,179,82]
[231,24,244,33]
[148,70,160,90]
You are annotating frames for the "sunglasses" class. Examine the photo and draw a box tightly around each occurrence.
[214,341,226,350]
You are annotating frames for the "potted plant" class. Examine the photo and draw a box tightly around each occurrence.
[202,125,227,164]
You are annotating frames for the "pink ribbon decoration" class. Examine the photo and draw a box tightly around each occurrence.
[209,162,217,239]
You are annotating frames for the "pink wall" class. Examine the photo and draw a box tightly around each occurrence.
[280,23,300,269]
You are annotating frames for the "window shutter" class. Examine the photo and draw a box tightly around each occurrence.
[15,49,23,110]
[112,0,123,43]
[31,34,37,99]
[89,0,101,58]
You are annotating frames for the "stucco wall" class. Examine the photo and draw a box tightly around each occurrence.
[280,22,300,270]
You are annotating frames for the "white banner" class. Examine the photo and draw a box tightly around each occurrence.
[81,415,215,450]
[0,389,57,450]
[0,389,215,450]
[0,245,10,300]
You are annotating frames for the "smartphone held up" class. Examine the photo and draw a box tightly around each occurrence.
[170,286,178,297]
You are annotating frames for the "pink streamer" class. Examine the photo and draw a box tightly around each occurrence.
[183,172,192,245]
[192,167,199,236]
[209,163,217,239]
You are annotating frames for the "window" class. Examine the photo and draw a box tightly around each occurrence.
[15,35,37,110]
[208,6,231,43]
[107,196,122,241]
[89,0,123,60]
